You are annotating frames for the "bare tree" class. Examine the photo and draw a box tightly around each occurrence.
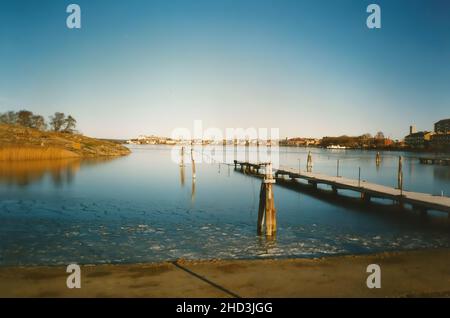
[31,115,47,131]
[63,115,77,133]
[49,112,66,132]
[375,131,385,139]
[17,110,34,127]
[0,111,18,124]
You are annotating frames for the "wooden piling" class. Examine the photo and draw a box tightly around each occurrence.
[257,163,277,237]
[265,182,276,236]
[376,152,381,166]
[336,159,340,177]
[358,167,361,187]
[307,151,313,172]
[257,183,265,236]
[191,148,196,179]
[398,156,403,191]
[180,146,185,167]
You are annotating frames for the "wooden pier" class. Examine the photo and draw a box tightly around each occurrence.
[419,157,450,166]
[234,160,450,214]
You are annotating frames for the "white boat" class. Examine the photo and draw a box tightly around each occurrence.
[327,145,347,149]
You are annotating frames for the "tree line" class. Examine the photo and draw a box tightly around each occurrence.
[0,110,77,133]
[320,132,390,148]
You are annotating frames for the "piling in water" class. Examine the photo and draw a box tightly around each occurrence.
[307,151,313,173]
[257,163,277,237]
[191,148,196,179]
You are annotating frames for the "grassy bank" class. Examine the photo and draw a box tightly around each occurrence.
[0,124,130,160]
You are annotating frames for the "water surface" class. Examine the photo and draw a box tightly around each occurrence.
[0,146,449,266]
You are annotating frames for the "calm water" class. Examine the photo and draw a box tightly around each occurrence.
[0,146,449,266]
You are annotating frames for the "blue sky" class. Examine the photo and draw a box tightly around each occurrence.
[0,0,449,139]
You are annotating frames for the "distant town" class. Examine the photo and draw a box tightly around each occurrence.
[127,118,450,152]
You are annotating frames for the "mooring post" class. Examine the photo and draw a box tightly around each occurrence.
[264,163,276,237]
[222,140,226,164]
[257,162,276,237]
[180,146,185,167]
[358,167,361,187]
[307,151,313,172]
[191,148,196,180]
[336,159,340,177]
[298,158,301,174]
[376,152,381,166]
[257,182,265,235]
[398,156,403,192]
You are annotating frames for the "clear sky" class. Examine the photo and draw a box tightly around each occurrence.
[0,0,449,139]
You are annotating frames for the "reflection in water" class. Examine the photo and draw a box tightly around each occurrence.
[0,159,80,187]
[0,158,116,187]
[179,165,185,187]
[1,146,450,266]
[434,166,450,182]
[191,179,196,204]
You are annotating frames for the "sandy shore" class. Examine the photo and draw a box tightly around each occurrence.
[1,249,449,298]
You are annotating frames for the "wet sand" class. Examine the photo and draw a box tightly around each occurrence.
[1,249,449,298]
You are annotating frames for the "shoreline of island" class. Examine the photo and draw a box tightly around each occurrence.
[0,124,131,161]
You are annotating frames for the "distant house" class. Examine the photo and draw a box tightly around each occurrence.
[431,133,450,150]
[404,131,433,148]
[434,118,450,134]
[425,119,450,151]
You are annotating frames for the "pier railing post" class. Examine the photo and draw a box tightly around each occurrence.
[337,159,340,177]
[358,167,361,187]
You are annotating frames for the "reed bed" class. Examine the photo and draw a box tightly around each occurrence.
[0,147,79,161]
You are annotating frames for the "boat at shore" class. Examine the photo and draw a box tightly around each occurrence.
[326,145,347,149]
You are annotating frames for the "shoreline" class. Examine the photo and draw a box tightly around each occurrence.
[1,248,449,298]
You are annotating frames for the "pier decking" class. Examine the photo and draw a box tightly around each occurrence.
[234,161,450,214]
[419,157,450,166]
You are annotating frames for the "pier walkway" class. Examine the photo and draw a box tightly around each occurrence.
[234,161,450,214]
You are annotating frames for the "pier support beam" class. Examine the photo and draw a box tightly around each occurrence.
[413,205,428,217]
[308,180,317,189]
[332,185,338,195]
[361,192,371,202]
